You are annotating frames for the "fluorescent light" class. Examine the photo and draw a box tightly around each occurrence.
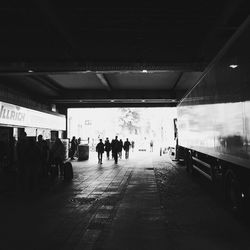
[28,70,34,73]
[141,100,146,102]
[142,69,148,73]
[229,64,238,69]
[110,100,115,102]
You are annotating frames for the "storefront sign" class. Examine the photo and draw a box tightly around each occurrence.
[0,101,66,130]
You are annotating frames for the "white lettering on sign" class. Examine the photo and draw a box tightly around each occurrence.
[0,101,66,130]
[0,104,25,122]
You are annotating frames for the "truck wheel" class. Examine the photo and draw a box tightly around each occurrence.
[224,169,242,212]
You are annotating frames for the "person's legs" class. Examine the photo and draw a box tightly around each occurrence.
[71,149,75,160]
[114,152,118,164]
[98,152,101,163]
[125,150,129,159]
[100,153,103,164]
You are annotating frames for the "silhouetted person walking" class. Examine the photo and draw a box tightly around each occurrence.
[17,134,41,192]
[96,139,104,164]
[150,140,154,152]
[131,140,135,152]
[104,138,111,160]
[118,139,123,159]
[37,135,49,177]
[123,138,131,159]
[17,131,28,191]
[25,138,41,192]
[111,136,120,164]
[51,138,65,176]
[70,136,77,160]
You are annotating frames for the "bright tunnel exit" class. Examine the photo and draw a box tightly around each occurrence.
[67,107,177,155]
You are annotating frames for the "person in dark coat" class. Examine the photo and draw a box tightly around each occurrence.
[17,134,41,192]
[131,140,135,152]
[37,135,49,177]
[16,131,28,191]
[51,138,65,176]
[118,139,123,159]
[70,136,77,160]
[111,136,120,164]
[96,139,105,164]
[150,140,154,152]
[26,138,41,192]
[104,138,111,160]
[123,138,131,159]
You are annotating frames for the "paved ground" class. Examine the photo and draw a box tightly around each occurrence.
[0,151,250,250]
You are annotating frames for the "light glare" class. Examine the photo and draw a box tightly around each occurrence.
[229,64,238,69]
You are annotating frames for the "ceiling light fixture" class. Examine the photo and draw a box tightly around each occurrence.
[28,69,34,73]
[229,64,238,69]
[141,100,146,102]
[110,100,115,102]
[142,69,148,73]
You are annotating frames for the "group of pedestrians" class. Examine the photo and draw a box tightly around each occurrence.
[96,136,132,164]
[16,132,66,192]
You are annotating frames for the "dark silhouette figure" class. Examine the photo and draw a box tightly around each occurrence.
[123,138,131,159]
[96,139,105,164]
[104,138,111,160]
[150,140,154,152]
[37,135,49,177]
[51,138,65,177]
[76,137,81,157]
[131,140,135,152]
[77,137,81,145]
[25,138,41,192]
[70,136,77,160]
[111,136,120,164]
[16,131,28,191]
[118,139,123,159]
[17,133,41,192]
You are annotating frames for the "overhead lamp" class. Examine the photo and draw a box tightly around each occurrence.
[141,100,146,102]
[142,69,148,73]
[229,64,238,69]
[28,69,34,73]
[110,100,115,102]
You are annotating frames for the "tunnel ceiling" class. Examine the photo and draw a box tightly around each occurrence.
[0,1,248,108]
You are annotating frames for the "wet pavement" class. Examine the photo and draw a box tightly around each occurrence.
[0,151,250,249]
